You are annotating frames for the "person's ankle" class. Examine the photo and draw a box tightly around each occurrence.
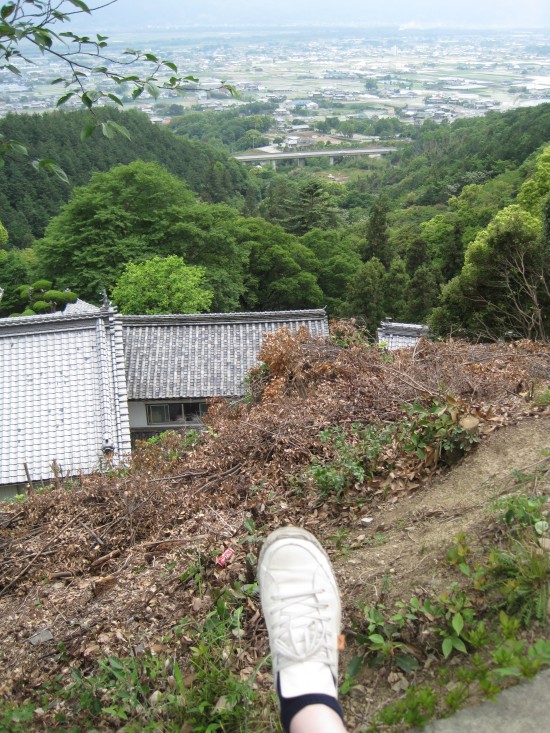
[279,660,337,698]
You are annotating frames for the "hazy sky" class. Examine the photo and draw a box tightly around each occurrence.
[85,0,550,31]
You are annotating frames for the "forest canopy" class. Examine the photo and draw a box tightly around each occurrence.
[1,102,549,339]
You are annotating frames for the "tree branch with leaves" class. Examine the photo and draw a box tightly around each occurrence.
[0,1,233,177]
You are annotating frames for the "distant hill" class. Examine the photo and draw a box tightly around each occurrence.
[0,108,251,248]
[365,103,550,207]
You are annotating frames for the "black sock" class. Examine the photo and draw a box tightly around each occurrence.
[277,676,344,733]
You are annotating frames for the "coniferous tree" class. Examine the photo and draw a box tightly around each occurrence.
[360,197,392,267]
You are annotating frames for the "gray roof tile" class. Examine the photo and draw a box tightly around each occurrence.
[122,310,329,399]
[377,320,429,351]
[0,308,131,486]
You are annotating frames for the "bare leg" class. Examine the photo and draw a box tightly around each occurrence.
[290,704,348,733]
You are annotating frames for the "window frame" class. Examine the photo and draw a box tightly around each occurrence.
[145,401,207,426]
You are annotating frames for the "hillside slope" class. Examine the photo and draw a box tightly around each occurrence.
[0,332,549,731]
[0,108,250,247]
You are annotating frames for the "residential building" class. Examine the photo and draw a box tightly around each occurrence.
[0,304,329,493]
[377,319,429,350]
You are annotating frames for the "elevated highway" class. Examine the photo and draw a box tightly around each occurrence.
[233,146,396,168]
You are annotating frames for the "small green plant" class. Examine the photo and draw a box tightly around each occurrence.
[486,540,550,625]
[306,423,394,500]
[533,387,550,406]
[447,531,472,576]
[358,602,419,672]
[0,701,37,732]
[137,429,200,465]
[430,585,474,658]
[173,599,261,731]
[370,684,438,730]
[179,549,208,596]
[400,400,479,464]
[492,494,548,535]
[330,528,352,555]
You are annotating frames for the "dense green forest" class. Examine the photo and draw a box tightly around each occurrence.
[1,103,549,339]
[0,108,251,248]
[168,102,277,151]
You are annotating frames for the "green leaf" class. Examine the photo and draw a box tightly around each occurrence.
[221,83,239,98]
[163,60,177,71]
[80,122,97,141]
[9,142,28,156]
[67,1,91,12]
[535,520,549,535]
[144,53,159,62]
[56,92,75,107]
[108,657,124,670]
[395,654,419,673]
[32,29,54,50]
[1,4,16,20]
[6,64,20,75]
[31,159,69,184]
[106,93,123,106]
[452,637,467,653]
[101,120,131,140]
[173,660,186,695]
[492,666,521,678]
[442,637,453,658]
[452,612,464,636]
[101,121,116,139]
[368,634,385,645]
[131,87,143,100]
[346,655,362,678]
[144,82,159,99]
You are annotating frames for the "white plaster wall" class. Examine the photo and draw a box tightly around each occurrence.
[127,401,148,429]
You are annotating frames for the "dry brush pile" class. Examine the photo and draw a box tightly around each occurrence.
[0,324,549,728]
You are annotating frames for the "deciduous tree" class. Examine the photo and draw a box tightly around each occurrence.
[111,256,213,315]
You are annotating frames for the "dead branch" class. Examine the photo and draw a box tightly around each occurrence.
[0,511,85,598]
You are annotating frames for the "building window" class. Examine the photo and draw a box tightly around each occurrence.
[146,402,207,425]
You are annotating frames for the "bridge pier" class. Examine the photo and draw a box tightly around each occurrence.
[329,156,334,166]
[271,159,277,170]
[296,158,305,167]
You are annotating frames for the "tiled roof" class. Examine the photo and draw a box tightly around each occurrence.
[122,309,329,399]
[63,298,101,315]
[377,320,429,351]
[0,308,131,486]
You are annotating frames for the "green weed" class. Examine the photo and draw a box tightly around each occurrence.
[400,400,479,464]
[492,494,548,535]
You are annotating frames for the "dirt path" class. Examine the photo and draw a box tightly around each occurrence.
[335,414,550,729]
[337,414,550,603]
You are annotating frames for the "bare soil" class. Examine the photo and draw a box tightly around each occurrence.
[337,414,550,730]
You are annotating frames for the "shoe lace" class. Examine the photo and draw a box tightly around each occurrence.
[271,588,331,665]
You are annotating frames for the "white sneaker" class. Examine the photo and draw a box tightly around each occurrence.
[258,526,342,698]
